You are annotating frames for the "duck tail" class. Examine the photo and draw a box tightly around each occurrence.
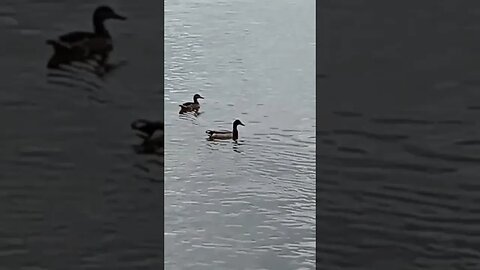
[131,122,139,130]
[46,39,72,52]
[179,105,188,114]
[131,121,139,130]
[46,39,58,46]
[131,119,146,130]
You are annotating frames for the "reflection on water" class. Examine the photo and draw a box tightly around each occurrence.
[0,1,163,269]
[165,0,315,269]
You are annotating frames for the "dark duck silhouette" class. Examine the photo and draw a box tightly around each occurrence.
[206,119,245,141]
[179,94,204,114]
[46,5,126,67]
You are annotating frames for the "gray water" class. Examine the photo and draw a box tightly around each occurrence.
[164,0,316,269]
[0,1,163,269]
[319,1,480,269]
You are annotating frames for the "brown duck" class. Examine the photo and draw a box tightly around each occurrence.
[179,94,204,114]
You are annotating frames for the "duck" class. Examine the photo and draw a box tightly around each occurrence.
[131,119,164,139]
[179,94,204,114]
[206,119,245,141]
[47,5,126,61]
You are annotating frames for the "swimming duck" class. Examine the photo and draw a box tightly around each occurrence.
[179,94,204,114]
[47,5,126,60]
[131,119,164,139]
[206,119,245,140]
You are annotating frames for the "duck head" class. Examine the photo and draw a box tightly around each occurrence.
[233,119,245,127]
[94,6,127,21]
[193,94,204,101]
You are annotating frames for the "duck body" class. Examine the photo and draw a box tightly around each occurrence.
[46,39,83,54]
[179,94,204,114]
[47,6,126,62]
[206,119,245,141]
[57,29,114,56]
[46,39,89,68]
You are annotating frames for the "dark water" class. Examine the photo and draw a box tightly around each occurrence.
[0,1,163,269]
[319,1,480,269]
[165,0,315,269]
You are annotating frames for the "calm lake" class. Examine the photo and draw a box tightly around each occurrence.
[319,0,480,269]
[164,0,316,269]
[0,1,163,269]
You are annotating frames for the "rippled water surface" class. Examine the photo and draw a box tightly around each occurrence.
[164,0,316,269]
[319,1,480,269]
[0,1,162,269]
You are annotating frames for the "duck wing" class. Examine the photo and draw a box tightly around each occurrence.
[58,31,96,45]
[206,129,231,135]
[46,39,73,52]
[208,132,233,140]
[181,101,195,107]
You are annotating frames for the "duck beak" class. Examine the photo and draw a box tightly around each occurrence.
[112,13,127,20]
[240,122,245,126]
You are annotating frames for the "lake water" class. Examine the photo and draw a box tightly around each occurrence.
[0,1,163,269]
[319,1,480,269]
[164,0,316,269]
